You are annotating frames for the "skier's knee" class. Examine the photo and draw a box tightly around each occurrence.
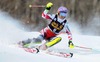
[22,39,32,44]
[32,38,42,44]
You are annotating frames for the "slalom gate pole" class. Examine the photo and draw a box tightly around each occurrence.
[29,5,45,8]
[75,45,92,50]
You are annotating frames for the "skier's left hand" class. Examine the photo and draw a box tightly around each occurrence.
[68,40,74,49]
[46,2,53,10]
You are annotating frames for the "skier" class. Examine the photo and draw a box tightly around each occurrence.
[18,2,74,50]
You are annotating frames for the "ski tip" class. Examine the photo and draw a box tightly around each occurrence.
[70,53,73,57]
[35,48,40,53]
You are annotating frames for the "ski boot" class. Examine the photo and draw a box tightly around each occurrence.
[18,38,41,48]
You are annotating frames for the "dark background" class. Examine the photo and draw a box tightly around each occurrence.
[0,0,100,35]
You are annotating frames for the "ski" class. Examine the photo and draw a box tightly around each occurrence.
[17,44,73,58]
[23,48,39,53]
[45,50,73,58]
[20,47,73,58]
[17,44,39,53]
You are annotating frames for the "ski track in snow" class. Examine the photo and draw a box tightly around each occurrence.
[0,11,100,62]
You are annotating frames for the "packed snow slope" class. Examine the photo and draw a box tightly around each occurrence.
[0,11,100,62]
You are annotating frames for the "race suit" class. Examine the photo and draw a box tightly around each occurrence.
[41,9,72,41]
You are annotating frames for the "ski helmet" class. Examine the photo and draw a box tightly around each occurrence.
[57,6,68,17]
[58,6,68,13]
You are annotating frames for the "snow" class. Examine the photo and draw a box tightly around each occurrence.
[0,11,100,62]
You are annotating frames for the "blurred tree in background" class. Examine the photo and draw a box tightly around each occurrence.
[0,0,100,35]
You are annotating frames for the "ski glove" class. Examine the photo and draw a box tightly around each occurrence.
[68,40,74,49]
[46,2,53,10]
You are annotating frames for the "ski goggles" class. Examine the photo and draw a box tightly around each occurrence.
[59,12,67,17]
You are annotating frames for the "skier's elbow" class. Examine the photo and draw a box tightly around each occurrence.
[42,13,46,19]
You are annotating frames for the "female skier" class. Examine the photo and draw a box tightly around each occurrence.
[18,2,74,50]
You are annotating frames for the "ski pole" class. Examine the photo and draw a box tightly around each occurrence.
[74,45,92,50]
[29,5,45,8]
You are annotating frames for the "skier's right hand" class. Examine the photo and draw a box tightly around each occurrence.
[68,40,74,49]
[46,2,53,10]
